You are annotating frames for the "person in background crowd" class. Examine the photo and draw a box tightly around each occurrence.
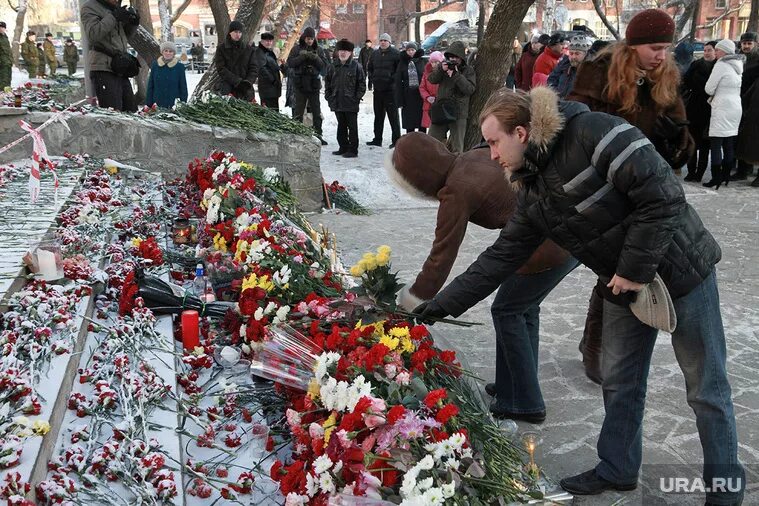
[43,33,57,76]
[733,31,759,182]
[146,40,187,109]
[547,35,590,98]
[81,0,140,111]
[287,26,328,144]
[683,41,716,183]
[532,33,564,87]
[389,132,576,424]
[568,9,693,383]
[419,50,443,131]
[214,21,258,103]
[325,38,365,159]
[255,32,282,110]
[63,38,79,76]
[396,42,426,134]
[358,39,373,91]
[36,43,46,77]
[515,34,547,91]
[414,86,744,505]
[702,39,743,189]
[739,65,759,186]
[505,38,521,89]
[20,32,38,78]
[367,33,401,148]
[427,41,476,153]
[673,40,694,76]
[586,39,610,60]
[0,22,11,89]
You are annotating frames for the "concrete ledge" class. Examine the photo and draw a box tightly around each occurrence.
[0,111,324,211]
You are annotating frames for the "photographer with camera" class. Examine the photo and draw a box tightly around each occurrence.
[287,27,329,145]
[427,41,476,153]
[214,20,258,102]
[81,0,141,111]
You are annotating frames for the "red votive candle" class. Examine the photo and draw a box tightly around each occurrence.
[181,310,200,350]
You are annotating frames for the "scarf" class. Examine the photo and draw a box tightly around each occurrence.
[408,62,419,89]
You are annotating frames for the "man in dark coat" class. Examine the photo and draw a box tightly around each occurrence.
[214,20,258,102]
[325,39,365,158]
[389,132,575,423]
[547,35,590,98]
[81,0,140,111]
[427,40,476,153]
[395,42,426,133]
[0,22,11,89]
[367,33,401,147]
[287,26,328,144]
[415,87,743,504]
[63,38,79,76]
[682,41,716,182]
[358,39,373,90]
[514,34,547,91]
[732,31,759,181]
[255,32,282,110]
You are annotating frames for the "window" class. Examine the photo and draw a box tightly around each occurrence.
[715,0,726,8]
[336,4,348,14]
[353,3,365,13]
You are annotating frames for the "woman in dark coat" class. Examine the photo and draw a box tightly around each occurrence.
[146,41,188,109]
[395,43,426,133]
[682,41,716,182]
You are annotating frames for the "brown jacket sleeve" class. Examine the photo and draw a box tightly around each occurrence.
[410,187,472,300]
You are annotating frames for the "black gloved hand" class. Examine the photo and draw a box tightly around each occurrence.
[235,80,253,93]
[412,299,449,325]
[113,6,132,23]
[126,6,141,26]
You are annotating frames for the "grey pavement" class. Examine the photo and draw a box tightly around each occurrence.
[315,178,759,505]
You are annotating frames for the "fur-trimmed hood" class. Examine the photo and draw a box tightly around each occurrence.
[385,133,456,200]
[512,87,589,183]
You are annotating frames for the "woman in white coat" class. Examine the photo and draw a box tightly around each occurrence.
[703,39,744,189]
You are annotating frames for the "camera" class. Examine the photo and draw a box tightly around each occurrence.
[443,59,458,70]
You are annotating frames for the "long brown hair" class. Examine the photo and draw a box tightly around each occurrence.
[605,43,680,115]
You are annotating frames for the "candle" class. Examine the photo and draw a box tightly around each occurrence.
[181,310,200,350]
[37,248,58,280]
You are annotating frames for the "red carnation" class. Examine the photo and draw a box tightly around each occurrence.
[435,403,459,424]
[424,388,447,409]
[386,405,406,425]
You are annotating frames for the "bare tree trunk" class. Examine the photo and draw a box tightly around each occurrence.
[192,0,267,100]
[171,0,193,23]
[157,0,172,41]
[208,0,232,45]
[749,0,759,32]
[282,1,313,61]
[132,0,155,104]
[11,0,27,64]
[77,0,94,96]
[128,25,161,65]
[688,0,702,40]
[476,0,486,46]
[591,0,620,40]
[464,0,534,150]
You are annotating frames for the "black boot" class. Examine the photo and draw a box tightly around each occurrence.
[729,160,750,181]
[751,174,759,187]
[560,469,637,495]
[703,164,723,189]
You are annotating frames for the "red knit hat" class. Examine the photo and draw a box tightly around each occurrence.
[625,9,675,46]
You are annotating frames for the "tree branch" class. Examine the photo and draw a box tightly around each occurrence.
[170,0,192,24]
[405,0,465,21]
[7,0,18,13]
[696,0,747,29]
[591,0,621,39]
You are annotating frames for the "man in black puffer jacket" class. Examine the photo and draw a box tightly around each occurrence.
[366,33,401,147]
[287,27,328,144]
[325,39,366,158]
[214,20,258,102]
[415,87,743,505]
[254,32,283,110]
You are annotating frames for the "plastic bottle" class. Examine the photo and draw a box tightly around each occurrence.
[193,263,206,297]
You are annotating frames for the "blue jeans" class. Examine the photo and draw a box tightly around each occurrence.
[596,270,743,505]
[490,256,580,413]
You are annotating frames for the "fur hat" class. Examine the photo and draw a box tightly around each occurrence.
[625,9,675,46]
[335,38,354,52]
[537,34,551,46]
[568,35,591,52]
[260,32,275,40]
[379,32,392,42]
[405,41,418,51]
[740,31,758,42]
[160,40,177,53]
[715,38,736,54]
[228,20,244,33]
[45,32,53,37]
[548,33,565,46]
[303,27,316,39]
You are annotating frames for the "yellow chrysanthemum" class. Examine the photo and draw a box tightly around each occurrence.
[234,240,250,262]
[323,412,338,444]
[246,223,259,232]
[350,264,365,277]
[307,378,321,400]
[377,245,391,256]
[213,233,228,253]
[388,327,410,339]
[363,256,378,271]
[131,237,143,248]
[400,337,416,354]
[241,272,274,292]
[32,420,50,436]
[376,252,390,266]
[379,334,400,351]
